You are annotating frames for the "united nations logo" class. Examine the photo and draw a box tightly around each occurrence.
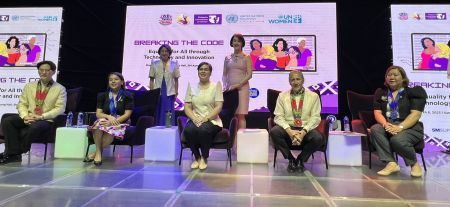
[249,88,259,98]
[226,14,238,23]
[11,15,19,21]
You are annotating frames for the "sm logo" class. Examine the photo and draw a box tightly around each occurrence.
[249,88,259,98]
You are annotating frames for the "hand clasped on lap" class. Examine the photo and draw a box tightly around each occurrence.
[292,133,303,146]
[193,115,208,127]
[384,122,403,135]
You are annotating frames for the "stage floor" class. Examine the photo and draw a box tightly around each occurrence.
[0,145,449,207]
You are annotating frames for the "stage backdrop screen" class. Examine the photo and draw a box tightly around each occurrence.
[123,3,337,113]
[0,8,63,118]
[391,5,450,146]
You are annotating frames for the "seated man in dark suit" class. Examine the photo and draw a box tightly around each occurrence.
[270,70,323,172]
[0,60,66,164]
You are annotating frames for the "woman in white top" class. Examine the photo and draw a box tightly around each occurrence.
[149,44,180,126]
[184,62,224,170]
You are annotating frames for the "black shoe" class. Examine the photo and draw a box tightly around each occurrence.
[296,160,305,173]
[287,159,297,173]
[0,154,22,164]
[83,157,94,162]
[93,160,102,166]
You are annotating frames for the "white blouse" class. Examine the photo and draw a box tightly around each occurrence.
[184,81,224,127]
[149,59,180,96]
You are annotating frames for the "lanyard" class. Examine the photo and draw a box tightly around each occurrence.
[290,89,305,127]
[387,88,404,120]
[34,80,53,115]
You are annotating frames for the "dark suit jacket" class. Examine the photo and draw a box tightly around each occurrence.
[97,91,134,116]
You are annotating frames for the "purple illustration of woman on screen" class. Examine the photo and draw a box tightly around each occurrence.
[6,36,20,66]
[0,42,7,66]
[418,37,436,69]
[297,37,312,68]
[27,35,41,65]
[447,40,450,79]
[285,46,301,70]
[273,38,289,70]
[15,44,30,66]
[26,35,41,64]
[254,45,277,70]
[249,39,262,70]
[428,43,449,70]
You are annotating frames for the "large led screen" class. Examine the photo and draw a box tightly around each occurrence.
[391,5,450,145]
[123,3,337,113]
[0,8,63,118]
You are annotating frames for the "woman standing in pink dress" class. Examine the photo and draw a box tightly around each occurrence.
[223,33,253,130]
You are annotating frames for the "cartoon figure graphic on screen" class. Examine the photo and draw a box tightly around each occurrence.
[26,35,42,64]
[15,44,30,66]
[6,36,20,66]
[285,46,301,70]
[0,42,8,67]
[177,14,190,25]
[428,43,449,70]
[297,37,312,68]
[418,37,436,69]
[273,38,289,70]
[208,15,220,24]
[254,44,277,70]
[249,39,262,69]
[447,40,450,79]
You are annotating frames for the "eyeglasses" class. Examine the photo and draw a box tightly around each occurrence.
[38,69,52,73]
[198,68,210,72]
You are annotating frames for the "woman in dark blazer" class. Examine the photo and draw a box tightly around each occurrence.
[370,66,427,177]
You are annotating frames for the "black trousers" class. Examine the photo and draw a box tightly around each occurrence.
[1,114,52,155]
[183,120,221,160]
[270,125,324,162]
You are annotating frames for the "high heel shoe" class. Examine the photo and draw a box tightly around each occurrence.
[83,153,95,162]
[93,160,102,166]
[83,157,94,162]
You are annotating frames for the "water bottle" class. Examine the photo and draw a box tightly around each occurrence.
[326,115,336,131]
[343,116,350,132]
[77,112,84,127]
[66,111,73,127]
[165,111,172,128]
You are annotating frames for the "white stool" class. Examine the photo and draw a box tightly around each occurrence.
[327,131,365,166]
[237,129,269,163]
[54,127,89,159]
[144,126,180,161]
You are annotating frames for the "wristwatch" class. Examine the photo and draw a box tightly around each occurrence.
[399,125,404,129]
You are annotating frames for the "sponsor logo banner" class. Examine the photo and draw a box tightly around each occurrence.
[194,14,222,25]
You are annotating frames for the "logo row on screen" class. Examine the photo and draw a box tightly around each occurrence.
[159,14,303,25]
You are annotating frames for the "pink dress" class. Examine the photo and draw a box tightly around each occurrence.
[91,118,130,140]
[420,52,432,69]
[250,53,259,69]
[224,53,250,115]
